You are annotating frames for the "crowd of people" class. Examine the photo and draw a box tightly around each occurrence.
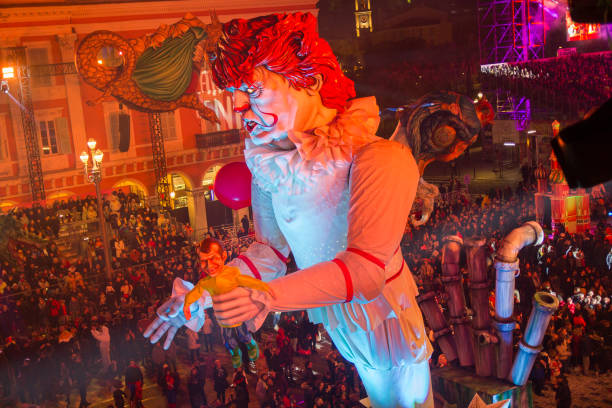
[481,51,612,118]
[0,175,610,407]
[0,191,203,406]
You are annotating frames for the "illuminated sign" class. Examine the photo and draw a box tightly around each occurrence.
[566,11,601,41]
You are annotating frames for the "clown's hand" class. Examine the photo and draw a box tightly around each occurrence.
[144,279,206,350]
[143,296,195,350]
[212,287,273,331]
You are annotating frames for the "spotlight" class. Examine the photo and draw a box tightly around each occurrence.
[527,130,536,134]
[503,142,516,146]
[1,67,14,79]
[477,92,483,99]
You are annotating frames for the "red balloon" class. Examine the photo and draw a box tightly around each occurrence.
[213,161,252,210]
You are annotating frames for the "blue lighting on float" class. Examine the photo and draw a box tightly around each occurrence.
[354,360,432,408]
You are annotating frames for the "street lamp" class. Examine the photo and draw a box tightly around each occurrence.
[80,138,112,280]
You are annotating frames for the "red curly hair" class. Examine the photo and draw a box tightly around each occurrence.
[211,13,355,112]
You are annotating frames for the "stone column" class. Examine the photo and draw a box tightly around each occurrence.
[189,187,208,242]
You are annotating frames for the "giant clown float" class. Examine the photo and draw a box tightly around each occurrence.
[77,11,557,408]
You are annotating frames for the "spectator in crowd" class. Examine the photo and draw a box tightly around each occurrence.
[124,360,143,408]
[187,365,206,408]
[213,358,229,405]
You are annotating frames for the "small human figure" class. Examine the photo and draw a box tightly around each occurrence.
[184,237,274,367]
[112,380,127,408]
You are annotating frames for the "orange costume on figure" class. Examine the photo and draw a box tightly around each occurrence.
[183,264,272,325]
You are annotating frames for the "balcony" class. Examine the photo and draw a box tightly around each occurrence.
[195,129,243,149]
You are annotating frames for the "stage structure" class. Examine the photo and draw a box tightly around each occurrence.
[533,120,590,234]
[478,0,544,130]
[534,152,590,234]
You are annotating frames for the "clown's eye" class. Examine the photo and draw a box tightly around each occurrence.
[245,86,261,97]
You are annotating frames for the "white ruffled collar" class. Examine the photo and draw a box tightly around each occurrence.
[244,97,380,194]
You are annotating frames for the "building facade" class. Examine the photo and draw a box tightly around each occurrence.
[0,0,317,238]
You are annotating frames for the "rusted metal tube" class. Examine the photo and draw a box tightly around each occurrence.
[416,291,458,363]
[442,235,474,367]
[465,237,495,376]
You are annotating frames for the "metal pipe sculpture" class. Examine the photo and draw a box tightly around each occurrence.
[510,292,559,385]
[493,221,544,379]
[441,235,474,367]
[465,237,496,377]
[416,291,459,364]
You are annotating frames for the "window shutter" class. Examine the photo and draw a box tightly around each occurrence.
[109,111,120,150]
[54,117,71,154]
[162,111,177,140]
[27,48,51,87]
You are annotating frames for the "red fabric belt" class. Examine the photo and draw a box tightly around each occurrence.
[331,259,353,303]
[385,260,405,284]
[346,247,385,269]
[257,241,290,264]
[237,255,261,280]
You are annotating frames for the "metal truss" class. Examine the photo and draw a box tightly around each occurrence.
[148,112,171,211]
[478,0,519,65]
[495,89,531,130]
[478,0,544,65]
[512,0,545,61]
[7,47,46,203]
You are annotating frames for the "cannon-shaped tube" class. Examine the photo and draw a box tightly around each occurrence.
[494,221,544,379]
[416,291,458,364]
[442,235,474,367]
[473,329,497,377]
[510,292,559,385]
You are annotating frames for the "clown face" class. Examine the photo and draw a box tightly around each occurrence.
[198,242,227,277]
[227,66,333,149]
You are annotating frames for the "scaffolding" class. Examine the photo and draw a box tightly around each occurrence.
[496,90,531,130]
[478,0,518,65]
[478,0,544,129]
[512,0,545,62]
[7,47,46,203]
[148,112,171,211]
[478,0,544,65]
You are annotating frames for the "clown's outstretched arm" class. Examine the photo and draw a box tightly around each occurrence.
[214,140,419,327]
[144,181,290,348]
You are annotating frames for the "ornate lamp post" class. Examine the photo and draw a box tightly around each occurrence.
[80,138,112,280]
